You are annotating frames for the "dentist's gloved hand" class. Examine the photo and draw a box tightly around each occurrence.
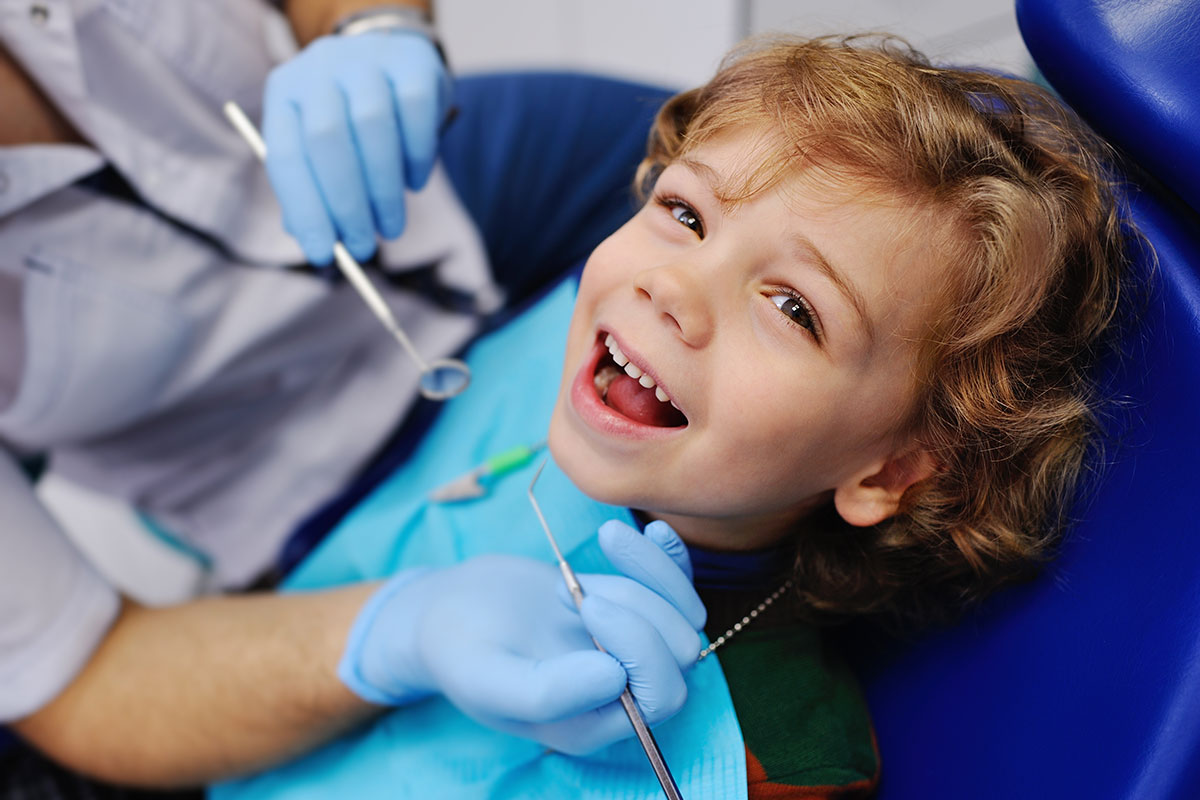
[338,519,706,755]
[262,30,450,265]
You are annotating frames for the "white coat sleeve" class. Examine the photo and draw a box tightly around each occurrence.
[0,448,120,722]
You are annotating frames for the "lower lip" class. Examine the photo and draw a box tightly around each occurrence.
[569,338,687,441]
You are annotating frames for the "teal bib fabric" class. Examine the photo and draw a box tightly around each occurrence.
[211,280,748,800]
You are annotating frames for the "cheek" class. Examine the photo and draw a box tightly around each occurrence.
[577,214,667,293]
[712,375,836,471]
[572,247,625,323]
[581,221,643,276]
[566,247,620,346]
[714,364,890,484]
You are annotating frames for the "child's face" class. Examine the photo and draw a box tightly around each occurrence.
[548,130,948,550]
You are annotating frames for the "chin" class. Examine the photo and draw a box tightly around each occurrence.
[549,410,644,508]
[549,418,611,499]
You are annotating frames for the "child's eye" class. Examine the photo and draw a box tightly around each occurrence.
[769,291,823,341]
[655,195,705,238]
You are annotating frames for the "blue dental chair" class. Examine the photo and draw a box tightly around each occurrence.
[289,2,1200,797]
[838,1,1200,798]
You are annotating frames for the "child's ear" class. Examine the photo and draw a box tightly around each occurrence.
[833,447,938,528]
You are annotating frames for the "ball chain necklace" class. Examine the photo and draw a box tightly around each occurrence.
[697,578,795,661]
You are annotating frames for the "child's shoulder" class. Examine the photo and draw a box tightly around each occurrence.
[718,623,879,799]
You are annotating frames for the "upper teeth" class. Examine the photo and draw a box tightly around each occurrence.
[604,334,676,407]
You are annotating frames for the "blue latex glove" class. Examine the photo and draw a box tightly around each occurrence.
[339,519,707,755]
[262,31,451,265]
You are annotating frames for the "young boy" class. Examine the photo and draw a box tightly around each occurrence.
[216,33,1131,799]
[558,32,1129,626]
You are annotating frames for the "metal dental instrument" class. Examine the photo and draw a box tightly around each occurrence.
[527,460,685,800]
[222,101,471,401]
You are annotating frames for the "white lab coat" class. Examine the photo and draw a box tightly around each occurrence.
[0,0,495,720]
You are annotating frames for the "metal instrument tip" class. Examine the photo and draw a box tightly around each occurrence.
[527,458,567,565]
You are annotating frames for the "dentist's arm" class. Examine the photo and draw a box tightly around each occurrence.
[12,586,378,787]
[12,523,704,786]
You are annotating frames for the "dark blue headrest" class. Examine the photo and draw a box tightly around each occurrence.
[1017,0,1200,213]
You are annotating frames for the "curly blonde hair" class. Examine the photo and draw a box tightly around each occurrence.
[637,35,1135,627]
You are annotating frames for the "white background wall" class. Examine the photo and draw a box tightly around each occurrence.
[438,0,1034,90]
[437,0,746,89]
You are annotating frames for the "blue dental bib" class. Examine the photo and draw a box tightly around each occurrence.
[211,280,747,800]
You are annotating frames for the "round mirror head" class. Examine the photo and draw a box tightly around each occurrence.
[419,358,471,400]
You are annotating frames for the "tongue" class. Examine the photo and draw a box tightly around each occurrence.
[606,374,687,427]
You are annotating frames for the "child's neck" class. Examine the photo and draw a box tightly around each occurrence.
[632,509,795,591]
[644,494,830,553]
[686,539,795,591]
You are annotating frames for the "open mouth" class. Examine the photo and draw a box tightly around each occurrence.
[592,333,688,428]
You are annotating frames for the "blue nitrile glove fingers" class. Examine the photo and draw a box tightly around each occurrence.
[566,574,701,668]
[479,591,693,756]
[340,65,407,240]
[598,519,706,630]
[340,555,679,719]
[381,40,446,192]
[261,95,338,264]
[262,31,450,264]
[581,594,688,722]
[644,519,694,582]
[441,646,626,725]
[484,521,704,755]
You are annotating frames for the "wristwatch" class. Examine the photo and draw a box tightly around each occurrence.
[333,4,444,63]
[334,4,433,35]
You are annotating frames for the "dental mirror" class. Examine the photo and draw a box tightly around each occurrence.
[223,101,472,402]
[419,358,472,400]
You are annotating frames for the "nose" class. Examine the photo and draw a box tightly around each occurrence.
[633,260,714,348]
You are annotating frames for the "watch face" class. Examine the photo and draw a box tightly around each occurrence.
[334,8,434,38]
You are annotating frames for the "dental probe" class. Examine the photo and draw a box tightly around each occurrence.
[527,460,685,800]
[222,101,471,401]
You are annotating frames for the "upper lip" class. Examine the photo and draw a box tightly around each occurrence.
[601,329,681,411]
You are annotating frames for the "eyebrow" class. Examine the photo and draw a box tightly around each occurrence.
[676,156,721,186]
[790,233,877,346]
[676,156,736,212]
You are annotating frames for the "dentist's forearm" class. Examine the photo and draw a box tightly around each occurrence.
[12,586,379,788]
[285,0,433,46]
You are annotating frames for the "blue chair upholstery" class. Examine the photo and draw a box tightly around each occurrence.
[1019,0,1200,214]
[841,2,1200,798]
[441,72,673,305]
